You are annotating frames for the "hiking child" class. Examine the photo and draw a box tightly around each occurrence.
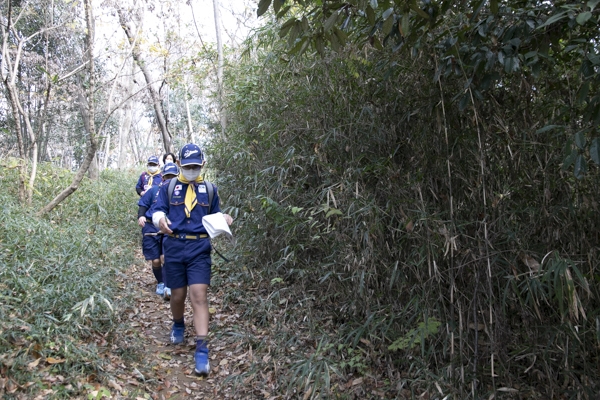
[136,155,162,196]
[151,143,233,376]
[137,162,179,296]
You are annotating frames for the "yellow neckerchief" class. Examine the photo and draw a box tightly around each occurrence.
[146,168,161,187]
[177,172,204,217]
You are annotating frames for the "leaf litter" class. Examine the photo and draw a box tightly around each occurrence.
[104,250,386,399]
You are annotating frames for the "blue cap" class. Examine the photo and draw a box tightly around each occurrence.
[147,155,159,165]
[162,162,179,176]
[179,143,204,166]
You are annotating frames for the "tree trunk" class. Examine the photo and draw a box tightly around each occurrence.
[117,8,173,154]
[88,153,99,179]
[185,85,194,142]
[103,133,111,169]
[3,82,27,201]
[213,0,227,137]
[39,0,98,215]
[119,62,135,169]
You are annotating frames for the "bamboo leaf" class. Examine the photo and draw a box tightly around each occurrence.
[366,6,375,25]
[562,149,577,170]
[400,13,410,36]
[410,3,430,19]
[257,0,272,17]
[80,298,90,317]
[576,11,592,25]
[101,297,114,312]
[382,7,394,20]
[382,14,394,35]
[324,11,339,33]
[590,138,600,165]
[315,35,325,56]
[535,125,562,134]
[325,208,343,218]
[537,11,569,29]
[574,130,586,149]
[574,154,587,179]
[279,18,296,38]
[334,27,347,45]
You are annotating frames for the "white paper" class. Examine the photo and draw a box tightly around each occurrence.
[202,212,233,239]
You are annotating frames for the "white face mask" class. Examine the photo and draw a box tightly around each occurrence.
[148,165,159,173]
[182,168,200,181]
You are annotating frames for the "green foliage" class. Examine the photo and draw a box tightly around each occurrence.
[210,9,600,396]
[0,163,139,396]
[388,318,441,351]
[257,0,600,179]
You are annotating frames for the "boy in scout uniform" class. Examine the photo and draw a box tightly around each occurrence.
[136,155,162,196]
[137,162,179,296]
[152,143,233,376]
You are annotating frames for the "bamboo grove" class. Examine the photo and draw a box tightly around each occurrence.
[210,1,600,397]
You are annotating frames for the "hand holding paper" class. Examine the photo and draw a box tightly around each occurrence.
[202,212,233,239]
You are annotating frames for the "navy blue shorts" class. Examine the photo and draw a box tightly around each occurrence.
[141,223,162,260]
[163,236,212,288]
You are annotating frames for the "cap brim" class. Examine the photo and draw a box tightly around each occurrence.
[180,159,203,166]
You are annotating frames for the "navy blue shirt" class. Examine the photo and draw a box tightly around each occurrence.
[152,179,221,235]
[138,183,162,219]
[136,171,162,196]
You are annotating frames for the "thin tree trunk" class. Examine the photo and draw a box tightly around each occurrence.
[213,0,226,136]
[2,17,27,201]
[184,82,194,142]
[103,133,111,169]
[119,62,135,169]
[39,0,98,215]
[4,83,27,201]
[118,107,135,169]
[117,8,173,154]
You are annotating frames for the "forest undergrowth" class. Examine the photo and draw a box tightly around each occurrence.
[0,163,403,399]
[208,18,600,399]
[0,163,140,398]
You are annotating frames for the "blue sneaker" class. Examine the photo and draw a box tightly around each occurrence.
[194,348,210,376]
[156,283,165,296]
[170,324,184,344]
[163,287,171,301]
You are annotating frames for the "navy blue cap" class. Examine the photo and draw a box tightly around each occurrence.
[162,162,179,176]
[179,143,204,166]
[147,155,159,165]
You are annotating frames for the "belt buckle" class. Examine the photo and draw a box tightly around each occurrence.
[178,233,186,239]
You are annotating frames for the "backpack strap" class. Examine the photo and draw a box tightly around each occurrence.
[206,181,214,214]
[168,178,214,214]
[167,177,177,205]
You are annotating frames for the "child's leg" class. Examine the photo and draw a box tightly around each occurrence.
[170,287,187,320]
[151,258,162,283]
[160,255,167,286]
[189,284,209,336]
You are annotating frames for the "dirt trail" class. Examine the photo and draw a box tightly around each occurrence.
[113,255,252,400]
